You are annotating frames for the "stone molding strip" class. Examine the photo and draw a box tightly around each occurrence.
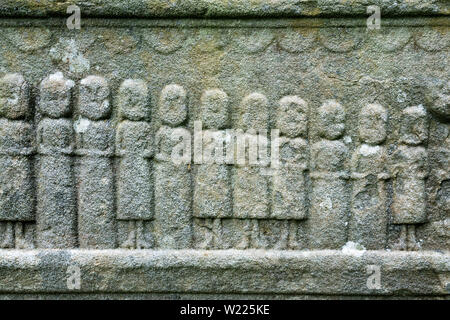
[0,0,448,18]
[0,250,448,295]
[0,17,449,28]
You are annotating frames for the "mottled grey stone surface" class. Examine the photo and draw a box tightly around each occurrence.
[0,0,448,299]
[0,250,448,297]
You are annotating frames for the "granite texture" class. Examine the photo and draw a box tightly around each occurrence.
[0,250,448,297]
[0,0,448,299]
[0,0,448,18]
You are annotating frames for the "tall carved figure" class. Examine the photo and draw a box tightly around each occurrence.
[233,92,270,249]
[155,84,192,249]
[425,79,449,248]
[309,100,349,249]
[272,96,309,249]
[37,72,77,248]
[193,89,232,249]
[116,79,153,249]
[349,103,389,249]
[0,73,35,249]
[77,76,116,248]
[392,105,428,250]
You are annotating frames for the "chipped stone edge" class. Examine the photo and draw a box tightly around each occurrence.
[0,250,448,296]
[0,0,448,18]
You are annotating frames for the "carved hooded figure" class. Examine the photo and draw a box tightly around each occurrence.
[193,89,233,249]
[0,73,35,249]
[154,84,192,249]
[116,79,154,249]
[272,95,309,249]
[309,100,349,249]
[76,76,116,249]
[36,72,77,248]
[392,105,429,250]
[232,92,270,249]
[349,103,389,249]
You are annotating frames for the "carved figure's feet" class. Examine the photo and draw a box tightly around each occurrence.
[120,227,136,249]
[236,237,249,249]
[0,222,14,248]
[136,238,152,249]
[392,239,407,251]
[407,226,420,251]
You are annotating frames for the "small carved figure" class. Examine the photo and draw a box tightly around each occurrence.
[77,76,116,248]
[349,103,389,249]
[392,105,429,250]
[36,72,77,248]
[233,92,270,249]
[309,100,349,249]
[116,79,153,249]
[154,84,192,249]
[193,89,232,249]
[0,73,35,249]
[272,96,309,249]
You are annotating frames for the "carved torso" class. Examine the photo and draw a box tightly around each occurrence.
[37,118,74,155]
[278,136,308,170]
[77,120,114,157]
[116,121,153,158]
[393,144,428,179]
[0,119,34,156]
[311,139,348,176]
[351,144,387,177]
[155,125,190,162]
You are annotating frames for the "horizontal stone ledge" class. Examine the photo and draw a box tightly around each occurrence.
[0,17,449,28]
[0,250,448,295]
[0,0,448,18]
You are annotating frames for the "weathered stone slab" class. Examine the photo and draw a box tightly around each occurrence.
[0,250,448,297]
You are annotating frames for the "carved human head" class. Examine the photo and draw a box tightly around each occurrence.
[118,79,150,121]
[0,73,29,120]
[277,95,308,138]
[318,100,345,140]
[39,72,74,118]
[200,89,229,130]
[400,105,428,145]
[425,79,449,122]
[159,84,187,127]
[359,103,387,145]
[239,92,268,131]
[79,75,111,120]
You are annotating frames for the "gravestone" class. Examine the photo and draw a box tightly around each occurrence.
[0,0,448,299]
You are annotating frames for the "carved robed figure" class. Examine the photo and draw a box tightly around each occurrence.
[36,72,77,248]
[0,73,35,249]
[77,76,116,249]
[154,84,192,249]
[116,79,154,249]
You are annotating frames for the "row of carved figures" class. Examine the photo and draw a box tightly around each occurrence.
[0,72,430,250]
